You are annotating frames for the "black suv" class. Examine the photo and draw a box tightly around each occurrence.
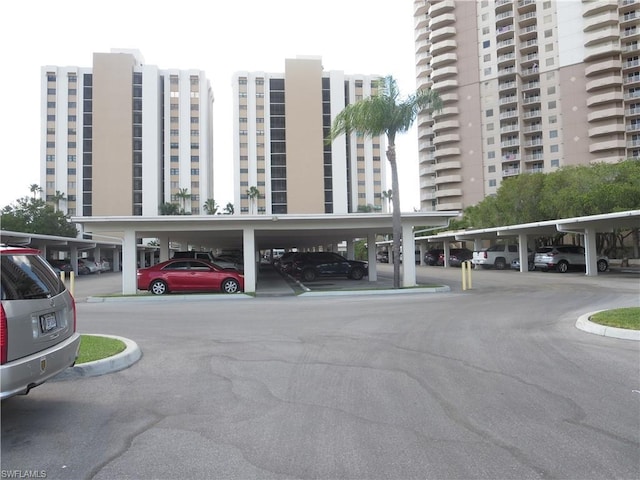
[290,252,368,282]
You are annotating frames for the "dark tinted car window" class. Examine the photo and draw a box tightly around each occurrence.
[536,247,553,253]
[1,253,64,300]
[163,261,191,270]
[508,245,517,252]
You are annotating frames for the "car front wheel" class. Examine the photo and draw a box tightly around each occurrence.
[221,278,240,293]
[150,279,168,295]
[350,267,365,280]
[302,269,317,282]
[597,259,608,272]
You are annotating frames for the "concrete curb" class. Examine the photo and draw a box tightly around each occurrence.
[299,285,451,296]
[87,293,251,303]
[575,311,640,341]
[53,334,142,381]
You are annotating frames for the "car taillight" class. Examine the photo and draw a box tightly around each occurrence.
[71,294,77,332]
[482,251,487,259]
[1,304,7,364]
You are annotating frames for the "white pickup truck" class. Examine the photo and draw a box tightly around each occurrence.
[472,244,522,270]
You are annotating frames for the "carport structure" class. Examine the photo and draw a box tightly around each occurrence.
[420,210,640,275]
[74,212,459,294]
[0,230,122,274]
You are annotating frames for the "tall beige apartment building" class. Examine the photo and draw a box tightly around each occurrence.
[41,49,214,217]
[414,0,640,211]
[232,57,387,215]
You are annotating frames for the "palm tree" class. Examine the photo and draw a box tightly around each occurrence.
[328,76,441,288]
[159,202,180,215]
[382,189,393,213]
[176,188,190,214]
[203,198,219,215]
[29,184,42,201]
[51,190,66,212]
[246,186,260,215]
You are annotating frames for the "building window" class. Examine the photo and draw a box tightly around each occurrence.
[170,168,179,175]
[488,165,496,173]
[46,155,55,162]
[551,159,559,167]
[548,101,556,109]
[483,40,490,48]
[238,78,247,85]
[191,168,199,175]
[550,130,558,138]
[489,179,497,187]
[171,156,179,162]
[486,109,493,117]
[550,145,558,152]
[68,155,76,162]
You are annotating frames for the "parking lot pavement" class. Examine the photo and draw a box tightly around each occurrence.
[68,263,640,301]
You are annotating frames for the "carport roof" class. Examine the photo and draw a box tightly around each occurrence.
[73,212,461,250]
[420,210,640,243]
[0,229,121,251]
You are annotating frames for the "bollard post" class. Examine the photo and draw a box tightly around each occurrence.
[69,271,75,296]
[462,261,473,291]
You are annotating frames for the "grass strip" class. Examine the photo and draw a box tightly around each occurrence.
[77,334,126,364]
[590,307,640,330]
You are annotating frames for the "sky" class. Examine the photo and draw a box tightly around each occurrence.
[0,0,423,212]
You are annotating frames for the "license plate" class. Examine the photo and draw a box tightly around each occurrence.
[40,313,57,333]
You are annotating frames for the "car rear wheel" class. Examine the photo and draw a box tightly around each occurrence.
[221,278,240,294]
[556,260,569,273]
[494,258,506,270]
[597,259,608,272]
[302,268,317,282]
[150,279,168,295]
[350,267,365,280]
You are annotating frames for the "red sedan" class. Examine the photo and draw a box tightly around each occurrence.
[137,258,244,295]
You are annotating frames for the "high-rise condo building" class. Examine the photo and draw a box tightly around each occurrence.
[414,0,640,211]
[232,56,387,215]
[41,49,214,217]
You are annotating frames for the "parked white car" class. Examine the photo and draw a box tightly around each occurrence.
[78,258,100,274]
[534,245,608,273]
[472,244,529,270]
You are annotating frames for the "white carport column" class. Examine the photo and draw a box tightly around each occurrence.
[584,227,598,276]
[518,233,529,273]
[346,240,355,259]
[402,223,417,287]
[367,232,377,281]
[243,227,256,294]
[123,229,138,295]
[158,235,170,262]
[442,241,451,268]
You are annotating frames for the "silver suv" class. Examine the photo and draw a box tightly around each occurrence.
[1,245,81,400]
[534,245,608,273]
